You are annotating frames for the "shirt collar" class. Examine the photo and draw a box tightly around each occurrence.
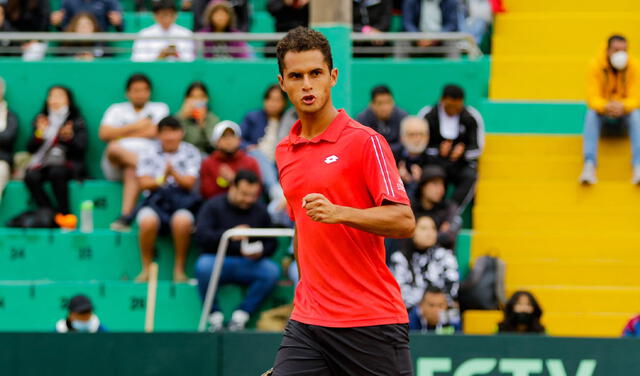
[288,109,349,146]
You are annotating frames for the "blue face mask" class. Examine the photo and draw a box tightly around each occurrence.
[71,319,92,332]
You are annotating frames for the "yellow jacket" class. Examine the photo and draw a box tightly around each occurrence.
[587,50,639,113]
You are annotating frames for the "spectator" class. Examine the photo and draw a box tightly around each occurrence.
[200,121,261,199]
[177,81,220,154]
[580,35,640,185]
[403,0,458,33]
[0,4,18,57]
[135,117,201,283]
[131,0,195,62]
[419,84,483,208]
[199,0,251,59]
[356,85,408,148]
[50,0,123,32]
[409,286,461,334]
[413,165,460,249]
[393,116,432,195]
[55,295,106,333]
[457,0,493,44]
[195,170,279,331]
[239,84,290,200]
[497,291,545,334]
[99,73,169,231]
[0,77,17,203]
[353,0,392,33]
[60,12,108,60]
[267,0,309,32]
[623,314,640,337]
[25,86,88,228]
[192,0,250,32]
[389,215,459,309]
[6,0,50,31]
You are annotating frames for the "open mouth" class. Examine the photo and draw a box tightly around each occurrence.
[302,95,316,105]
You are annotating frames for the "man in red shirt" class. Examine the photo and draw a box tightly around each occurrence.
[269,27,416,376]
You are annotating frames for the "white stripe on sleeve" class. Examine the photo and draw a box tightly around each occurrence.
[370,136,392,196]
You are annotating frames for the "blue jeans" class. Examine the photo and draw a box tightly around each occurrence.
[195,254,280,314]
[583,109,640,166]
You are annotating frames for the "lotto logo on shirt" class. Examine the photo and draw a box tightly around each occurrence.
[324,155,339,164]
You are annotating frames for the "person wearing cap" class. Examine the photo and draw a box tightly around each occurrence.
[55,295,107,333]
[393,116,434,198]
[413,165,461,249]
[135,116,201,283]
[195,169,279,332]
[200,120,262,200]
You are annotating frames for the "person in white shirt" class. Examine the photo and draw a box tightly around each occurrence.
[131,0,195,62]
[99,73,169,231]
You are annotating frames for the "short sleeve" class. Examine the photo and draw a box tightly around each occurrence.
[150,103,170,124]
[362,134,410,206]
[100,104,120,127]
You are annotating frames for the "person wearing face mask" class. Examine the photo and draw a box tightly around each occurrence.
[177,81,220,155]
[356,85,408,149]
[55,295,107,333]
[497,290,545,334]
[419,84,484,209]
[393,116,433,197]
[581,34,640,185]
[200,121,262,200]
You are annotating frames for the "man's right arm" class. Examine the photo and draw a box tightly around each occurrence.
[99,118,154,141]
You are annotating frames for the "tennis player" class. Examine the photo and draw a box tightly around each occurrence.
[268,27,416,376]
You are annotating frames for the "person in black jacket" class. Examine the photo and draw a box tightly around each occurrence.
[420,84,483,208]
[267,0,308,32]
[24,86,88,219]
[0,77,18,203]
[356,85,408,148]
[353,0,393,57]
[195,169,279,332]
[6,0,50,31]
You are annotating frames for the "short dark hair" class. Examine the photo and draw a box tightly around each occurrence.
[608,34,627,48]
[264,84,286,101]
[422,286,445,301]
[276,26,333,75]
[233,169,260,186]
[442,84,464,100]
[158,116,182,131]
[152,0,177,13]
[126,73,152,91]
[371,85,392,101]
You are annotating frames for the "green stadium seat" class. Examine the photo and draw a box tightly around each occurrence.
[480,100,586,134]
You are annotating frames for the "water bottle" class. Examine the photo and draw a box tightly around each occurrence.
[80,200,94,233]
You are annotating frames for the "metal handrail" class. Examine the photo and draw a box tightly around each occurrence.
[197,227,295,332]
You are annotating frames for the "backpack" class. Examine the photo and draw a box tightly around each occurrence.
[6,207,58,228]
[458,255,506,310]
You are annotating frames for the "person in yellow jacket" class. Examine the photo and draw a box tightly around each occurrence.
[581,34,640,185]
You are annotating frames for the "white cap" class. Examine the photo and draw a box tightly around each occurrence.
[210,120,241,145]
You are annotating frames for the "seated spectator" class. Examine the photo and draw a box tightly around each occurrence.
[458,0,493,44]
[55,295,106,333]
[413,165,460,249]
[199,0,251,59]
[393,116,431,195]
[356,85,408,148]
[403,0,458,34]
[623,314,640,337]
[0,4,18,57]
[409,286,461,334]
[0,77,17,203]
[131,0,195,62]
[497,291,545,334]
[99,73,169,231]
[389,215,459,309]
[195,170,279,331]
[60,12,108,60]
[200,121,261,199]
[177,81,220,154]
[25,86,88,228]
[135,117,201,283]
[353,0,392,33]
[6,0,50,31]
[240,85,290,201]
[193,0,250,32]
[419,84,483,208]
[267,0,309,32]
[50,0,123,32]
[580,35,640,185]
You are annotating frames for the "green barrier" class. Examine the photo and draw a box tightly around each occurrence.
[481,100,586,134]
[0,332,637,375]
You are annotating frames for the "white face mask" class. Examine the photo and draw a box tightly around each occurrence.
[610,51,628,70]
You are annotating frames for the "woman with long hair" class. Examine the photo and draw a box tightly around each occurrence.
[199,0,251,59]
[61,12,107,60]
[497,290,546,334]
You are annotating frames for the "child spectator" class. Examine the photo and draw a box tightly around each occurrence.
[199,0,251,59]
[177,81,221,154]
[497,291,546,334]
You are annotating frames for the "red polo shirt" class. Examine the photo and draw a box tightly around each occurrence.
[275,110,410,327]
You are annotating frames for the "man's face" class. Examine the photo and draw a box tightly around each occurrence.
[371,93,394,121]
[412,216,438,249]
[422,178,445,204]
[442,97,464,117]
[127,81,151,108]
[278,50,337,116]
[608,39,628,58]
[154,9,177,30]
[401,118,429,154]
[421,292,448,326]
[216,129,241,154]
[228,180,261,210]
[158,127,183,153]
[264,89,287,118]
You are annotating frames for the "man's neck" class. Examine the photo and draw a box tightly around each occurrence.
[298,103,339,140]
